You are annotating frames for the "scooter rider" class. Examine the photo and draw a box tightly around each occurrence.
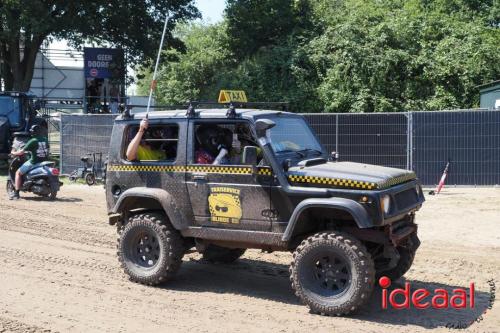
[10,125,48,199]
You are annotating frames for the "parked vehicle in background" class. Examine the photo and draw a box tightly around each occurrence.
[0,92,48,161]
[69,152,107,185]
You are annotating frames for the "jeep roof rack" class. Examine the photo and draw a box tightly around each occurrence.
[183,101,289,118]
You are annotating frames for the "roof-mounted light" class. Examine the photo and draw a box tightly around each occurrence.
[218,90,248,104]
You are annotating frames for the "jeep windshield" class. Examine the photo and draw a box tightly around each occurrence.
[266,116,324,159]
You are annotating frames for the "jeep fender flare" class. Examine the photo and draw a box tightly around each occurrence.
[282,198,373,241]
[112,187,188,230]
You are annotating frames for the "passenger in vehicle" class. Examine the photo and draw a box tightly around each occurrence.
[126,118,166,161]
[195,125,231,165]
[213,128,232,165]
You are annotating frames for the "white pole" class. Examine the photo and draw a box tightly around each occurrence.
[146,12,169,116]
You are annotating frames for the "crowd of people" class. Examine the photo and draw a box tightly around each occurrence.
[86,78,122,114]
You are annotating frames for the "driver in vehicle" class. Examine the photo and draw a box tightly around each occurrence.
[231,124,262,164]
[126,118,166,161]
[10,125,48,200]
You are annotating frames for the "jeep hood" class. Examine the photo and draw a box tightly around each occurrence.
[287,161,416,190]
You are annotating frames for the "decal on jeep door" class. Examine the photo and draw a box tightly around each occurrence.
[208,187,242,224]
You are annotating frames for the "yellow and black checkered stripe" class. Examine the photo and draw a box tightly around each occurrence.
[186,165,252,174]
[257,167,273,176]
[107,164,184,172]
[108,164,253,175]
[287,174,377,190]
[377,172,416,189]
[108,164,414,190]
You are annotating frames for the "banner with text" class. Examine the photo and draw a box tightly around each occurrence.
[84,48,125,80]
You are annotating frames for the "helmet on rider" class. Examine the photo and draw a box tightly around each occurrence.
[29,124,41,136]
[196,124,224,156]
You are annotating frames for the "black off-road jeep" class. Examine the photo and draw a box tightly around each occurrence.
[105,101,424,316]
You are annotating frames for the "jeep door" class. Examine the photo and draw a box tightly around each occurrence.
[186,119,273,231]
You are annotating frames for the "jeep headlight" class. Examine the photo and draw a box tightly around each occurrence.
[415,184,421,196]
[380,195,391,214]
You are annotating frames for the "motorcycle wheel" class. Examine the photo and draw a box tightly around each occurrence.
[42,184,58,200]
[48,190,58,200]
[85,173,96,186]
[6,180,16,198]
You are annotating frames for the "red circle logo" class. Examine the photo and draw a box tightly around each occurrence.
[90,68,98,77]
[379,276,391,288]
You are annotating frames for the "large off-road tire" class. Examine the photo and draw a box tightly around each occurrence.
[202,245,246,263]
[118,212,185,285]
[290,231,375,316]
[376,246,416,281]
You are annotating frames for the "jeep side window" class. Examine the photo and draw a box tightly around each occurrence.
[125,124,178,162]
[193,122,261,165]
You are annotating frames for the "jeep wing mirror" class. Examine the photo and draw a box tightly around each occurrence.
[255,119,276,138]
[242,146,258,165]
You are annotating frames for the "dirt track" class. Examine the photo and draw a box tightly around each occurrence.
[0,182,499,333]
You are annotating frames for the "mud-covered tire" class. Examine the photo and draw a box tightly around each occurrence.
[376,247,415,281]
[202,245,246,263]
[118,212,185,285]
[290,231,375,316]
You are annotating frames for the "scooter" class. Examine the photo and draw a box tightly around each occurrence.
[6,154,62,200]
[69,152,106,186]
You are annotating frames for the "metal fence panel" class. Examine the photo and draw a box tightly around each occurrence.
[412,110,500,185]
[60,114,115,174]
[337,113,408,169]
[303,114,337,154]
[305,113,408,169]
[58,110,500,185]
[46,116,60,156]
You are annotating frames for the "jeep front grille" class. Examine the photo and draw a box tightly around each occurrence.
[394,187,419,211]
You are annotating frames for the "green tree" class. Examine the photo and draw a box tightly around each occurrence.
[0,0,199,91]
[138,22,233,103]
[139,0,500,113]
[304,0,500,112]
[139,22,320,112]
[224,0,297,58]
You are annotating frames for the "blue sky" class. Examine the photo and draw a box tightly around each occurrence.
[196,0,225,23]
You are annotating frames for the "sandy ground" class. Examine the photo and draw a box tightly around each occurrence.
[0,182,499,333]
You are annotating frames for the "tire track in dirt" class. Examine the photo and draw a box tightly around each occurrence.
[0,316,55,333]
[0,246,120,276]
[0,210,114,248]
[1,183,499,332]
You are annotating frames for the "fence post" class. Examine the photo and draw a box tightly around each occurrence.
[335,114,339,154]
[406,112,413,170]
[59,114,64,172]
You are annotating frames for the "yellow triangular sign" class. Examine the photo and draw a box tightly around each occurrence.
[218,90,248,103]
